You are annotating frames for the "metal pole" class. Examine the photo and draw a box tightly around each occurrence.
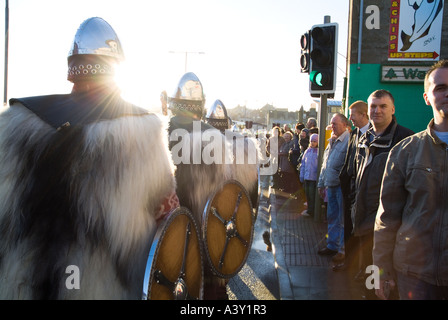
[312,15,331,221]
[169,51,204,74]
[3,0,8,106]
[357,0,364,69]
[314,93,328,221]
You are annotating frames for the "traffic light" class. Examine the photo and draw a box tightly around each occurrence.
[309,22,338,97]
[299,31,310,73]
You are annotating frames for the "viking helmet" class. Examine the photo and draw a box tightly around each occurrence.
[168,72,205,118]
[67,17,124,82]
[205,99,230,131]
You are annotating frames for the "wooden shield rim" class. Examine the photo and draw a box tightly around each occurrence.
[142,206,203,300]
[201,179,255,279]
[251,167,261,218]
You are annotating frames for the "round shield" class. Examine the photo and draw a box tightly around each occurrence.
[142,207,203,300]
[202,180,255,278]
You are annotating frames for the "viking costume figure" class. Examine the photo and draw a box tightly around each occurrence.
[168,73,259,225]
[205,98,261,209]
[205,99,231,133]
[167,73,260,299]
[0,17,177,299]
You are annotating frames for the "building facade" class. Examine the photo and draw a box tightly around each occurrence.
[346,0,447,132]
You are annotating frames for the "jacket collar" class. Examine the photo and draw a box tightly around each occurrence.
[329,129,349,147]
[361,116,398,149]
[427,119,448,146]
[336,129,350,142]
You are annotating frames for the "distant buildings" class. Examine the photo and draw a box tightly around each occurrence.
[227,100,341,131]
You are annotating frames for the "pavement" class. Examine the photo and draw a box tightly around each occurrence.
[227,175,368,300]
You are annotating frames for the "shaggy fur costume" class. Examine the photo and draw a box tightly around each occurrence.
[169,116,260,225]
[0,95,176,299]
[168,116,260,300]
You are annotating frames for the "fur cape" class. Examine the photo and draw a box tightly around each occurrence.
[0,97,176,299]
[169,116,260,224]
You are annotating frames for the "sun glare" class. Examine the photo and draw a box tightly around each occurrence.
[114,61,162,114]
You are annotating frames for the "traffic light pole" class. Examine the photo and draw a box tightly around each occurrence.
[314,93,327,222]
[301,15,334,221]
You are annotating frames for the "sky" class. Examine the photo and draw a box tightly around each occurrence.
[0,0,349,113]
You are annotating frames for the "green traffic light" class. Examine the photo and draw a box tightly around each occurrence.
[310,70,323,86]
[315,73,323,86]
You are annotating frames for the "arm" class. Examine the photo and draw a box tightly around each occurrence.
[299,151,306,183]
[373,145,407,299]
[317,144,330,189]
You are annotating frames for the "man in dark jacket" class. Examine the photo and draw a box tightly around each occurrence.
[335,101,370,274]
[351,90,414,299]
[290,122,305,174]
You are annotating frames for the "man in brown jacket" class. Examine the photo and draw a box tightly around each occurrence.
[374,59,448,300]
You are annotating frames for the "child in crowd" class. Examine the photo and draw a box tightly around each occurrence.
[299,133,318,217]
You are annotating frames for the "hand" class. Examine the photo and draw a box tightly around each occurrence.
[318,187,326,199]
[375,279,396,300]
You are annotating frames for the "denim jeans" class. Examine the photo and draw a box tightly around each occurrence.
[397,272,448,300]
[326,186,344,252]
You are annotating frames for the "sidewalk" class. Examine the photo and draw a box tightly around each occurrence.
[269,185,366,300]
[227,176,368,300]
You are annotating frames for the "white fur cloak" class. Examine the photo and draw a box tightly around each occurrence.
[0,99,176,299]
[169,118,260,225]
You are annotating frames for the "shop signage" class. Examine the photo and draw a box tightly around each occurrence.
[388,0,443,61]
[381,65,430,82]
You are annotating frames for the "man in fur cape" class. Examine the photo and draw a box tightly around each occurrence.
[167,72,260,228]
[167,73,260,299]
[0,17,177,299]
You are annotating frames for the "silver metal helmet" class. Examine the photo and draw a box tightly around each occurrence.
[205,99,230,131]
[168,72,205,118]
[67,17,124,82]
